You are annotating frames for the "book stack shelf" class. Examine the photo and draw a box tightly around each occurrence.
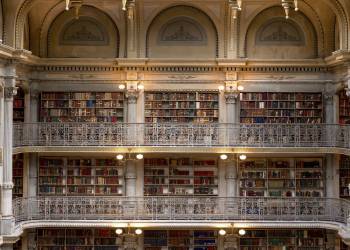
[39,157,124,196]
[13,154,24,198]
[13,87,25,122]
[144,230,217,250]
[339,90,350,124]
[339,155,350,198]
[239,158,324,197]
[40,92,125,122]
[144,91,219,123]
[240,92,323,123]
[144,157,218,196]
[37,228,122,250]
[240,229,327,250]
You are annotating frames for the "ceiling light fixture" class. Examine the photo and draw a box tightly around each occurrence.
[239,154,247,161]
[220,154,228,160]
[229,0,242,19]
[219,229,227,236]
[281,0,299,19]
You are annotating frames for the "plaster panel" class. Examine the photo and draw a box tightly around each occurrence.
[47,6,119,58]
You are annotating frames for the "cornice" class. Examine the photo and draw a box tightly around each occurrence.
[11,145,350,156]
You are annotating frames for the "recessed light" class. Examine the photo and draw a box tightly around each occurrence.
[239,154,247,161]
[220,154,228,160]
[238,229,246,236]
[219,229,226,236]
[116,154,124,160]
[135,229,143,235]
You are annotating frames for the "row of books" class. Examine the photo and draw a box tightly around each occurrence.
[145,93,219,101]
[42,100,124,108]
[41,92,124,100]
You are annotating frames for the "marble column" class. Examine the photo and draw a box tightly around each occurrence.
[225,92,239,145]
[1,82,17,235]
[226,159,238,197]
[1,244,14,250]
[326,154,339,198]
[125,159,136,197]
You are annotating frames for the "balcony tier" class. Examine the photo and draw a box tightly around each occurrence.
[12,196,350,238]
[13,123,350,154]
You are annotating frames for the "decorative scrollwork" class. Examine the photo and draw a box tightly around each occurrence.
[4,87,18,99]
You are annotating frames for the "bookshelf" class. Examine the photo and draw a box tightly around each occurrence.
[240,92,323,124]
[239,229,327,250]
[14,87,25,122]
[239,158,324,198]
[144,157,218,196]
[13,154,24,198]
[144,230,217,250]
[39,157,124,196]
[40,92,125,122]
[339,90,350,124]
[37,228,122,250]
[339,155,350,198]
[145,91,219,123]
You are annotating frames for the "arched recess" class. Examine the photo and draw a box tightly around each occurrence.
[47,5,119,58]
[0,0,3,42]
[146,5,218,58]
[245,6,318,59]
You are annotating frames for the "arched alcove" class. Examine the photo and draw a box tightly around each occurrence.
[47,6,119,58]
[146,5,218,59]
[245,7,318,59]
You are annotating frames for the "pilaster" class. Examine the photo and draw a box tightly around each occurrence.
[125,160,137,197]
[326,154,339,198]
[126,0,137,58]
[225,157,238,197]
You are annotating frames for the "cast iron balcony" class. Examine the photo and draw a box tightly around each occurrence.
[12,123,350,149]
[13,197,350,235]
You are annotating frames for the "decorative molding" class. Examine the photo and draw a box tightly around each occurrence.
[4,86,18,99]
[167,75,197,80]
[68,74,96,79]
[60,17,109,46]
[256,18,305,46]
[125,91,139,104]
[158,17,207,46]
[225,93,239,104]
[266,75,295,80]
[1,182,14,189]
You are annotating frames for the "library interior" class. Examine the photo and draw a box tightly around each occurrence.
[0,0,350,249]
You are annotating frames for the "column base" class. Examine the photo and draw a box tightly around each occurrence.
[0,216,15,235]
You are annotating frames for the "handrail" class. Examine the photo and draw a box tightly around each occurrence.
[13,197,350,226]
[12,123,350,148]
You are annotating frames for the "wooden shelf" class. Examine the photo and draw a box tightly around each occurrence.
[145,91,219,123]
[144,230,217,250]
[339,90,350,124]
[37,228,122,250]
[40,92,125,122]
[39,157,124,196]
[239,158,324,197]
[240,229,327,250]
[240,92,323,124]
[144,158,218,196]
[13,87,25,123]
[13,154,24,198]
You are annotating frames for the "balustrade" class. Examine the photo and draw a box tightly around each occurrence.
[13,197,350,226]
[12,123,350,148]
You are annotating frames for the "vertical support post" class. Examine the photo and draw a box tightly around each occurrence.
[1,65,17,235]
[126,0,137,58]
[226,156,238,197]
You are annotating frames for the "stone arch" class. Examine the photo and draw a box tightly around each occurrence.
[14,0,125,51]
[46,5,119,58]
[145,5,218,58]
[244,6,318,59]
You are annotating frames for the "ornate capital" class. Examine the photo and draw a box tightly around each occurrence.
[225,92,239,104]
[4,86,18,100]
[346,88,350,98]
[1,182,14,189]
[126,91,139,104]
[323,92,334,103]
[30,90,40,101]
[123,234,138,249]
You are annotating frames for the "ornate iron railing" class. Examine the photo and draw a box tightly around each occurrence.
[12,123,350,148]
[13,197,350,226]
